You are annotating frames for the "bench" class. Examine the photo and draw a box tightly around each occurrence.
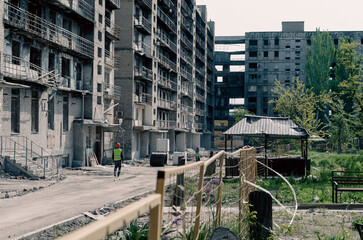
[332,171,363,203]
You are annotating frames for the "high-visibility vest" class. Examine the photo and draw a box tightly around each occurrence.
[195,149,199,157]
[113,148,122,161]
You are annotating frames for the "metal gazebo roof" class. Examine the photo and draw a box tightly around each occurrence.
[223,115,309,139]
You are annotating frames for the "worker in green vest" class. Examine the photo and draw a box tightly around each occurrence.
[195,146,200,162]
[112,143,123,177]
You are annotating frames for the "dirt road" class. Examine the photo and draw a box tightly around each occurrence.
[0,164,162,240]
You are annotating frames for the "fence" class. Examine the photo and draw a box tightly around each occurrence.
[60,147,257,240]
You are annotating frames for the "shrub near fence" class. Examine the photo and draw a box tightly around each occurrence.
[59,147,257,240]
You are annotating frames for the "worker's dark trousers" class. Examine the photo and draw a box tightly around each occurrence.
[114,160,121,177]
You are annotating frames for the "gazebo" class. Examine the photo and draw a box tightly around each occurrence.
[223,115,310,176]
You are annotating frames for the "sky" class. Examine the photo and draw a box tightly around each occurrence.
[196,0,363,36]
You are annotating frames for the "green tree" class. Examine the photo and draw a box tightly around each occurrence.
[305,30,335,95]
[270,77,329,136]
[329,100,351,154]
[233,106,253,124]
[335,37,363,140]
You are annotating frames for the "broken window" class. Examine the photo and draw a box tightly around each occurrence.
[61,57,70,78]
[98,47,102,58]
[249,63,257,69]
[48,53,55,72]
[264,51,268,58]
[295,51,300,60]
[249,40,257,46]
[248,97,257,102]
[274,51,279,58]
[30,47,41,75]
[104,71,110,88]
[11,89,20,133]
[97,83,102,92]
[63,95,69,132]
[334,39,339,45]
[274,38,279,46]
[31,90,39,133]
[97,96,102,105]
[12,41,20,65]
[48,95,54,130]
[76,62,82,90]
[307,39,311,46]
[249,51,257,57]
[264,39,269,46]
[98,65,102,75]
[296,39,301,48]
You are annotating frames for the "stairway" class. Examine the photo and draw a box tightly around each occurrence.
[0,136,58,179]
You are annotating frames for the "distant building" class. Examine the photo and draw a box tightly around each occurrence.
[244,21,363,116]
[214,36,245,148]
[0,0,120,170]
[114,0,215,159]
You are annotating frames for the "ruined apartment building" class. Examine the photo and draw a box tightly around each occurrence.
[115,0,215,159]
[0,0,121,168]
[245,21,363,116]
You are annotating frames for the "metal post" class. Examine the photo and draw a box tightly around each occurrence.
[25,140,28,170]
[13,142,16,161]
[216,153,224,227]
[42,148,45,178]
[1,136,2,156]
[193,163,205,240]
[238,151,243,239]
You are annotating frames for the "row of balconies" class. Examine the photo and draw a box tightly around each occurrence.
[156,30,177,53]
[104,85,121,100]
[157,98,177,111]
[134,66,153,82]
[105,49,121,68]
[51,0,95,22]
[196,35,205,48]
[157,8,177,35]
[195,122,203,131]
[180,68,193,81]
[196,22,205,34]
[181,15,193,34]
[4,3,94,59]
[180,49,193,65]
[195,49,205,62]
[156,52,177,72]
[134,93,152,105]
[180,34,193,50]
[105,17,121,40]
[180,122,193,130]
[158,0,177,14]
[195,66,205,77]
[157,76,177,91]
[207,48,214,59]
[156,120,176,129]
[135,0,152,10]
[181,1,193,17]
[181,104,193,113]
[134,16,152,35]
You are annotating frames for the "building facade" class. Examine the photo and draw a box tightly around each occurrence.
[213,36,245,148]
[0,0,120,169]
[244,21,363,116]
[115,0,214,160]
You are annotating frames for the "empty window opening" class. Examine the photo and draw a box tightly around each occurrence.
[11,89,20,133]
[264,39,269,46]
[264,51,268,58]
[230,65,244,72]
[249,63,257,69]
[274,51,279,58]
[249,51,257,57]
[249,40,258,46]
[248,97,257,103]
[12,41,20,65]
[217,76,223,82]
[229,98,244,105]
[215,65,223,71]
[274,38,279,45]
[63,95,69,132]
[48,96,54,130]
[31,90,39,133]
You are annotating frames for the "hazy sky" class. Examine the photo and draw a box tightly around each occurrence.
[196,0,363,36]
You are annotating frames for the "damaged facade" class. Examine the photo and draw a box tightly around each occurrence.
[0,0,121,169]
[114,0,215,160]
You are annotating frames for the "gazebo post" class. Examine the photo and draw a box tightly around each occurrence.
[264,134,268,178]
[224,134,227,152]
[231,135,233,152]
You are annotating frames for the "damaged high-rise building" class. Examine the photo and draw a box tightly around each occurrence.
[0,0,121,169]
[114,0,215,159]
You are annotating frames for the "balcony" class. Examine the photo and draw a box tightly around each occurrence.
[158,75,177,91]
[196,78,205,89]
[196,35,205,48]
[196,22,205,35]
[159,0,177,14]
[180,68,193,82]
[4,3,94,59]
[181,15,193,34]
[181,1,193,17]
[135,0,152,10]
[157,8,177,35]
[156,52,177,72]
[156,120,176,129]
[195,93,205,103]
[156,31,177,54]
[195,66,205,77]
[181,34,193,51]
[157,98,177,110]
[106,0,121,9]
[181,84,193,97]
[104,85,121,100]
[180,104,193,114]
[195,108,205,116]
[134,16,152,35]
[134,93,152,105]
[105,17,121,40]
[134,66,153,82]
[195,123,203,131]
[180,122,192,130]
[49,0,95,22]
[135,41,152,58]
[195,49,205,62]
[180,49,193,65]
[105,49,121,68]
[1,53,59,87]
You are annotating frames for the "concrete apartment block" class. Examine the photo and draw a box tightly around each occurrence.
[0,0,120,168]
[114,0,215,160]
